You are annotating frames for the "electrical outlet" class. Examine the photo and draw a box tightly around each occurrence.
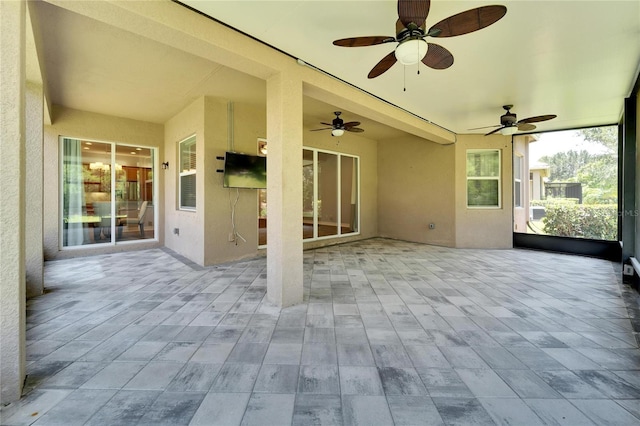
[429,223,435,229]
[623,264,634,275]
[173,228,179,236]
[228,233,235,242]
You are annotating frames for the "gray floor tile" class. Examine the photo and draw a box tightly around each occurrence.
[472,346,527,369]
[301,343,338,365]
[226,342,268,364]
[431,397,496,426]
[417,368,474,398]
[271,327,304,343]
[136,391,205,425]
[241,393,295,426]
[495,369,562,398]
[478,398,545,426]
[523,399,595,426]
[339,366,384,395]
[0,389,71,425]
[405,345,451,368]
[298,365,340,394]
[341,395,394,426]
[573,370,640,398]
[167,362,222,392]
[153,341,200,362]
[542,348,604,370]
[188,392,250,426]
[116,341,167,362]
[378,366,428,395]
[84,390,161,426]
[254,364,299,393]
[40,361,107,389]
[535,370,607,399]
[371,344,412,367]
[80,361,147,389]
[190,343,234,363]
[337,343,375,366]
[124,362,185,390]
[456,369,518,398]
[387,395,444,426]
[210,363,260,392]
[31,389,116,426]
[292,394,342,426]
[439,346,489,369]
[263,343,302,364]
[507,347,567,370]
[570,399,640,426]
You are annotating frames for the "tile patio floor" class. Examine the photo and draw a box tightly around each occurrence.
[2,238,640,425]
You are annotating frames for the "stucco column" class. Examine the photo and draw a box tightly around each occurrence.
[25,81,44,297]
[0,0,27,403]
[266,71,303,307]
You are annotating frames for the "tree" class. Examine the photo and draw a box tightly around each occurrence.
[539,150,592,182]
[578,126,617,153]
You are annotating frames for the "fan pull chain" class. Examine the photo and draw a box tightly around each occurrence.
[403,65,406,92]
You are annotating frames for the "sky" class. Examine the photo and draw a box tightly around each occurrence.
[528,129,610,164]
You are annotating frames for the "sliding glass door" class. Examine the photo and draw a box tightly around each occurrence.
[60,137,156,248]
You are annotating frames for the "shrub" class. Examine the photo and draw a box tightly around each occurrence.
[542,203,617,240]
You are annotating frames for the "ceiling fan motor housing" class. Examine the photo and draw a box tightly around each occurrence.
[501,112,517,127]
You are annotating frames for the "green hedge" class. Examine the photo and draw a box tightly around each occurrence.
[530,198,579,207]
[542,203,617,240]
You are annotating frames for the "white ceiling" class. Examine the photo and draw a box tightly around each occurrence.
[34,1,640,138]
[183,0,640,134]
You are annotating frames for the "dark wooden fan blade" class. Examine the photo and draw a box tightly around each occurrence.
[320,122,333,126]
[485,127,504,136]
[429,5,507,37]
[310,128,332,132]
[398,0,430,28]
[333,36,395,47]
[517,123,536,131]
[346,127,364,133]
[469,124,501,131]
[343,121,361,129]
[368,51,397,78]
[422,43,454,69]
[518,114,557,124]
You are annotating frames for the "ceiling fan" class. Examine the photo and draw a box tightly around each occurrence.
[472,105,557,136]
[332,0,507,79]
[311,112,364,137]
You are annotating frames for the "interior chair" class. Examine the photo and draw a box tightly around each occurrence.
[127,200,148,237]
[92,201,112,240]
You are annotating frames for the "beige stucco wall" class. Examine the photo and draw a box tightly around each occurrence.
[455,134,513,248]
[43,106,164,260]
[513,136,528,233]
[377,136,456,246]
[635,92,640,259]
[164,97,269,266]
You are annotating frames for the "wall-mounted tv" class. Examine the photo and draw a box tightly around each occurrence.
[223,152,267,189]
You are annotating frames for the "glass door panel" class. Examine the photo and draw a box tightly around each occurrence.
[116,145,154,242]
[303,149,314,239]
[317,152,338,238]
[341,156,358,234]
[62,138,112,247]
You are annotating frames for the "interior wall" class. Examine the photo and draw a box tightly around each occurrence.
[455,134,513,248]
[43,106,164,260]
[302,128,378,249]
[377,135,456,247]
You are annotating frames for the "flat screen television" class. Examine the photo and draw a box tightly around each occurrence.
[223,152,267,189]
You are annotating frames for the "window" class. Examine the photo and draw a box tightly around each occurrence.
[179,135,196,210]
[303,148,359,241]
[514,155,523,207]
[60,137,156,248]
[467,149,501,208]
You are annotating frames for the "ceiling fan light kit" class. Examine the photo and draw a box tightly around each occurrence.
[395,38,428,65]
[500,126,518,136]
[331,128,345,137]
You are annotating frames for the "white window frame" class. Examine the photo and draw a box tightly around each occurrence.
[514,154,523,208]
[466,149,501,209]
[178,135,197,211]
